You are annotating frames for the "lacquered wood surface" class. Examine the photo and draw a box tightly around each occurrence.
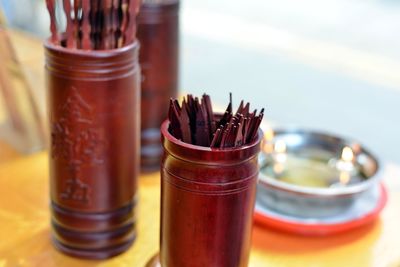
[137,0,179,171]
[45,42,141,259]
[159,122,261,267]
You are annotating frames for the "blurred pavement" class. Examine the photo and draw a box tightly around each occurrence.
[1,0,399,163]
[180,0,400,164]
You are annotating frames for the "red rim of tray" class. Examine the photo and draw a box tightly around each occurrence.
[254,183,387,236]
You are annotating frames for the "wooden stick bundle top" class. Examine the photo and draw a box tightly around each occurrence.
[168,94,265,148]
[46,0,140,50]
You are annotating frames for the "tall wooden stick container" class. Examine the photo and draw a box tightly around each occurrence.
[157,120,262,267]
[137,0,179,172]
[45,41,140,259]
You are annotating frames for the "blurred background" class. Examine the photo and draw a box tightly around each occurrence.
[0,0,399,164]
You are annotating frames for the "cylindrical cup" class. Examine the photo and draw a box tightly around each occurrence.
[137,0,179,172]
[45,41,140,259]
[159,120,262,267]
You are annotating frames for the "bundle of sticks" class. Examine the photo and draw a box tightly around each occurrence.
[46,0,140,50]
[168,94,264,148]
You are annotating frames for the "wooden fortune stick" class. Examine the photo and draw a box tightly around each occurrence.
[119,0,129,48]
[126,0,137,44]
[101,0,112,49]
[73,0,82,48]
[63,0,75,48]
[46,0,58,44]
[117,0,129,47]
[81,0,91,49]
[111,0,120,48]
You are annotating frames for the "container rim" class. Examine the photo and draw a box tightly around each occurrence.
[161,118,263,164]
[258,127,382,197]
[141,0,180,7]
[44,39,139,58]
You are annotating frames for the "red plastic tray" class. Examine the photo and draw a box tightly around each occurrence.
[254,184,387,236]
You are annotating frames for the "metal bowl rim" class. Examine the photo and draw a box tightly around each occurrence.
[259,127,382,197]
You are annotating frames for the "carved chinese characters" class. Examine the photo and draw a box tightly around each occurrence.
[51,87,107,204]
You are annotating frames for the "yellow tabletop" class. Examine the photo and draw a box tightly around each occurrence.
[0,152,159,267]
[0,152,400,267]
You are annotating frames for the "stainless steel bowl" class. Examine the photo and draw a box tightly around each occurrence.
[257,128,382,218]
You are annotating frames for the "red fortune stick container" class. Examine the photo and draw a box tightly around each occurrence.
[158,119,262,267]
[45,41,140,259]
[137,0,179,172]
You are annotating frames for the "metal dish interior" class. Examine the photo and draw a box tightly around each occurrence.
[257,128,381,217]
